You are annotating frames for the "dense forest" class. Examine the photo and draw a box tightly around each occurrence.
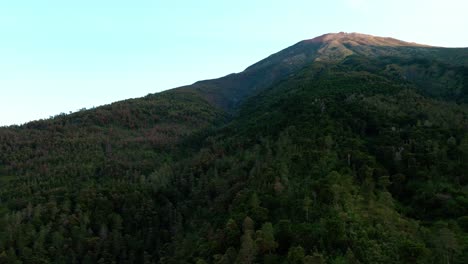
[0,33,467,263]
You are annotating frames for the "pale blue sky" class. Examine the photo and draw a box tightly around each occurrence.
[1,0,467,126]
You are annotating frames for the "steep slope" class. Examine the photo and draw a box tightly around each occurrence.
[0,33,467,263]
[166,57,468,263]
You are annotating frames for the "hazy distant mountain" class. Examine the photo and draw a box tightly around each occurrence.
[0,33,467,263]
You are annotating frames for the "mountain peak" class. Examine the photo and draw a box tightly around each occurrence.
[301,32,430,62]
[189,32,460,111]
[306,32,429,47]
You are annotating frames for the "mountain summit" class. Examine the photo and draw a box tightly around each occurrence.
[305,32,431,61]
[185,33,466,110]
[306,32,429,47]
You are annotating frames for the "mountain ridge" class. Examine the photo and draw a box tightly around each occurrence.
[305,32,431,47]
[176,32,468,112]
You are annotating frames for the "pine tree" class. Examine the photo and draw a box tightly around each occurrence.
[256,222,277,254]
[236,232,256,264]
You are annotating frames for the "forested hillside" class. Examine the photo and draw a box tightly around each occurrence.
[0,33,467,263]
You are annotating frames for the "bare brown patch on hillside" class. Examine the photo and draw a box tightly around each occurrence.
[306,32,431,47]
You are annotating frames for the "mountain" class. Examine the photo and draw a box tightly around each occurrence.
[177,32,468,112]
[0,33,467,263]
